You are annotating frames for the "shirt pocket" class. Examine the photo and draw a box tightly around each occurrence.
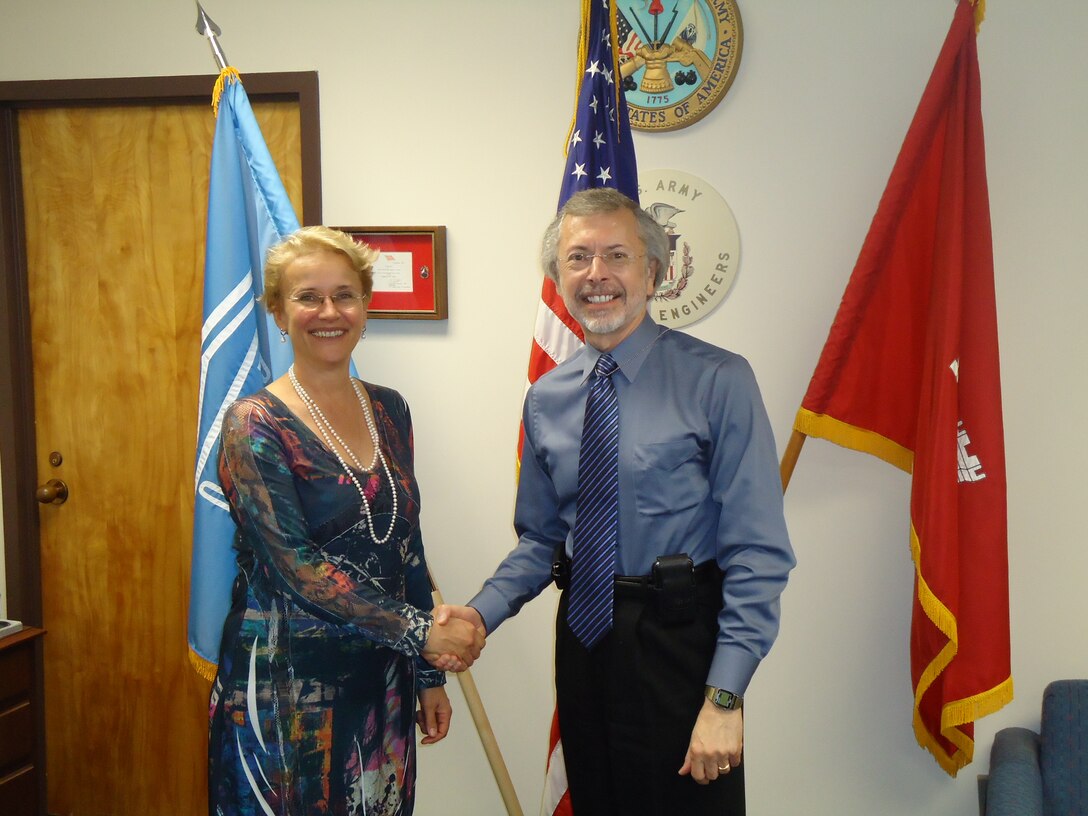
[633,438,708,516]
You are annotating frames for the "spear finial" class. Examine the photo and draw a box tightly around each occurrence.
[195,3,229,72]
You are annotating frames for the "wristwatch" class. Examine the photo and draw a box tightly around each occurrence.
[705,686,743,710]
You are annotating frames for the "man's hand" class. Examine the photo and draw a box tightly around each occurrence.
[677,700,743,784]
[422,605,488,672]
[434,604,487,633]
[422,606,485,671]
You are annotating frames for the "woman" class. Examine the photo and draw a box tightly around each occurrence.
[208,226,482,816]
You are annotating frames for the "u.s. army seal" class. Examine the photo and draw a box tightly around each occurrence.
[617,0,743,132]
[639,168,739,328]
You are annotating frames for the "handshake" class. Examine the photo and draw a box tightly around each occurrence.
[422,604,487,672]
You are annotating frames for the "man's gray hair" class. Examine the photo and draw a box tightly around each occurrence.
[540,188,669,288]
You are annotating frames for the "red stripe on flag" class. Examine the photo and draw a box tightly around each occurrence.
[539,278,583,347]
[541,709,573,816]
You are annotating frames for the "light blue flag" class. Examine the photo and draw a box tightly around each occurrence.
[188,72,299,677]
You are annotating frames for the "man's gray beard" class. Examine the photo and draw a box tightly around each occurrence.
[577,309,627,336]
[574,295,652,338]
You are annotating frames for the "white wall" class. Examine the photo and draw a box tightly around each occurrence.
[3,2,1086,814]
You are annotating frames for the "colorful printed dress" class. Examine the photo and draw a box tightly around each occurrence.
[208,385,443,816]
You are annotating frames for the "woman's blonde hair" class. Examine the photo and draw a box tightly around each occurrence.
[263,226,380,312]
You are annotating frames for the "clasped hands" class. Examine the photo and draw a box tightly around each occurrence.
[422,604,487,672]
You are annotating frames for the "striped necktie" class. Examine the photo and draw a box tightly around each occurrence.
[568,353,620,649]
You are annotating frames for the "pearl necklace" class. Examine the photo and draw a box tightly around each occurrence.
[289,366,398,544]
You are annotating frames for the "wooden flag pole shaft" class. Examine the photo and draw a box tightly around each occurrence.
[430,575,524,816]
[779,429,807,493]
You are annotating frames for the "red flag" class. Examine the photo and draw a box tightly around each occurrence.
[793,0,1010,776]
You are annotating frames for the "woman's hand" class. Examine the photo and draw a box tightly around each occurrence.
[417,686,452,744]
[422,606,485,671]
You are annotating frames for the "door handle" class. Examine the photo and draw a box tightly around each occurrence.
[36,478,69,504]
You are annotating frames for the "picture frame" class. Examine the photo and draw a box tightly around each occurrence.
[335,226,448,320]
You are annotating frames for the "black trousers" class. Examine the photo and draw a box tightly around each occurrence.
[555,574,745,816]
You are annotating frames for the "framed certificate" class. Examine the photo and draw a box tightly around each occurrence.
[336,226,448,320]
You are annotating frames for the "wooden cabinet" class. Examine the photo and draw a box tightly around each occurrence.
[0,627,45,816]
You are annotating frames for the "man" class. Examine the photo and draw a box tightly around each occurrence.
[448,188,794,814]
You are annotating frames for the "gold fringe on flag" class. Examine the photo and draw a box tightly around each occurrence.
[793,407,914,474]
[189,648,218,682]
[211,66,241,119]
[909,523,1014,775]
[968,0,986,32]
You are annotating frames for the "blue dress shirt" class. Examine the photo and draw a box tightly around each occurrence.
[470,317,795,694]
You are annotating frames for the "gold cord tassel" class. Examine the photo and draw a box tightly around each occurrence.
[563,0,592,155]
[211,66,241,119]
[609,1,625,142]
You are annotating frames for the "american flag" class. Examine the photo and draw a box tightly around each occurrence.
[525,0,640,440]
[557,3,639,205]
[616,7,643,60]
[533,2,640,813]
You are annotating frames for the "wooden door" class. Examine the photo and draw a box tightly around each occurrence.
[19,99,303,815]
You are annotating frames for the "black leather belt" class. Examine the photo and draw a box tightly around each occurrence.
[613,559,721,598]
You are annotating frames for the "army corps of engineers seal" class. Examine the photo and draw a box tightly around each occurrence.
[639,169,739,329]
[618,0,743,132]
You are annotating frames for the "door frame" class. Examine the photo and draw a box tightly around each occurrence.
[0,72,322,625]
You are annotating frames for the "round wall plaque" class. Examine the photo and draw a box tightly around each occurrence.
[618,0,743,132]
[639,168,739,329]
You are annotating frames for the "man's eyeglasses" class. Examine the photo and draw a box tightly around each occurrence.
[287,291,366,311]
[562,251,645,272]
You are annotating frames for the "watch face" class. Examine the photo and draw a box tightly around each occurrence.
[707,687,741,709]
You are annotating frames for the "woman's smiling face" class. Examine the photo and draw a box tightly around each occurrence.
[275,249,368,367]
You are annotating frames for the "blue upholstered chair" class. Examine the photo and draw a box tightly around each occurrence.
[979,679,1088,816]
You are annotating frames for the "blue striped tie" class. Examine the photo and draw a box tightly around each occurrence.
[568,353,620,649]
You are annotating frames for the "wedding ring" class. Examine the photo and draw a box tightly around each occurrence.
[718,763,730,772]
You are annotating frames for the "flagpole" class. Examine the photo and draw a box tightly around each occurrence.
[430,573,525,816]
[195,2,229,71]
[779,428,806,492]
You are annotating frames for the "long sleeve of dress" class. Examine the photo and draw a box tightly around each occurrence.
[390,397,446,690]
[218,396,433,658]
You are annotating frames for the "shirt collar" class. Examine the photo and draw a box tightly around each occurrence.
[579,316,665,384]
